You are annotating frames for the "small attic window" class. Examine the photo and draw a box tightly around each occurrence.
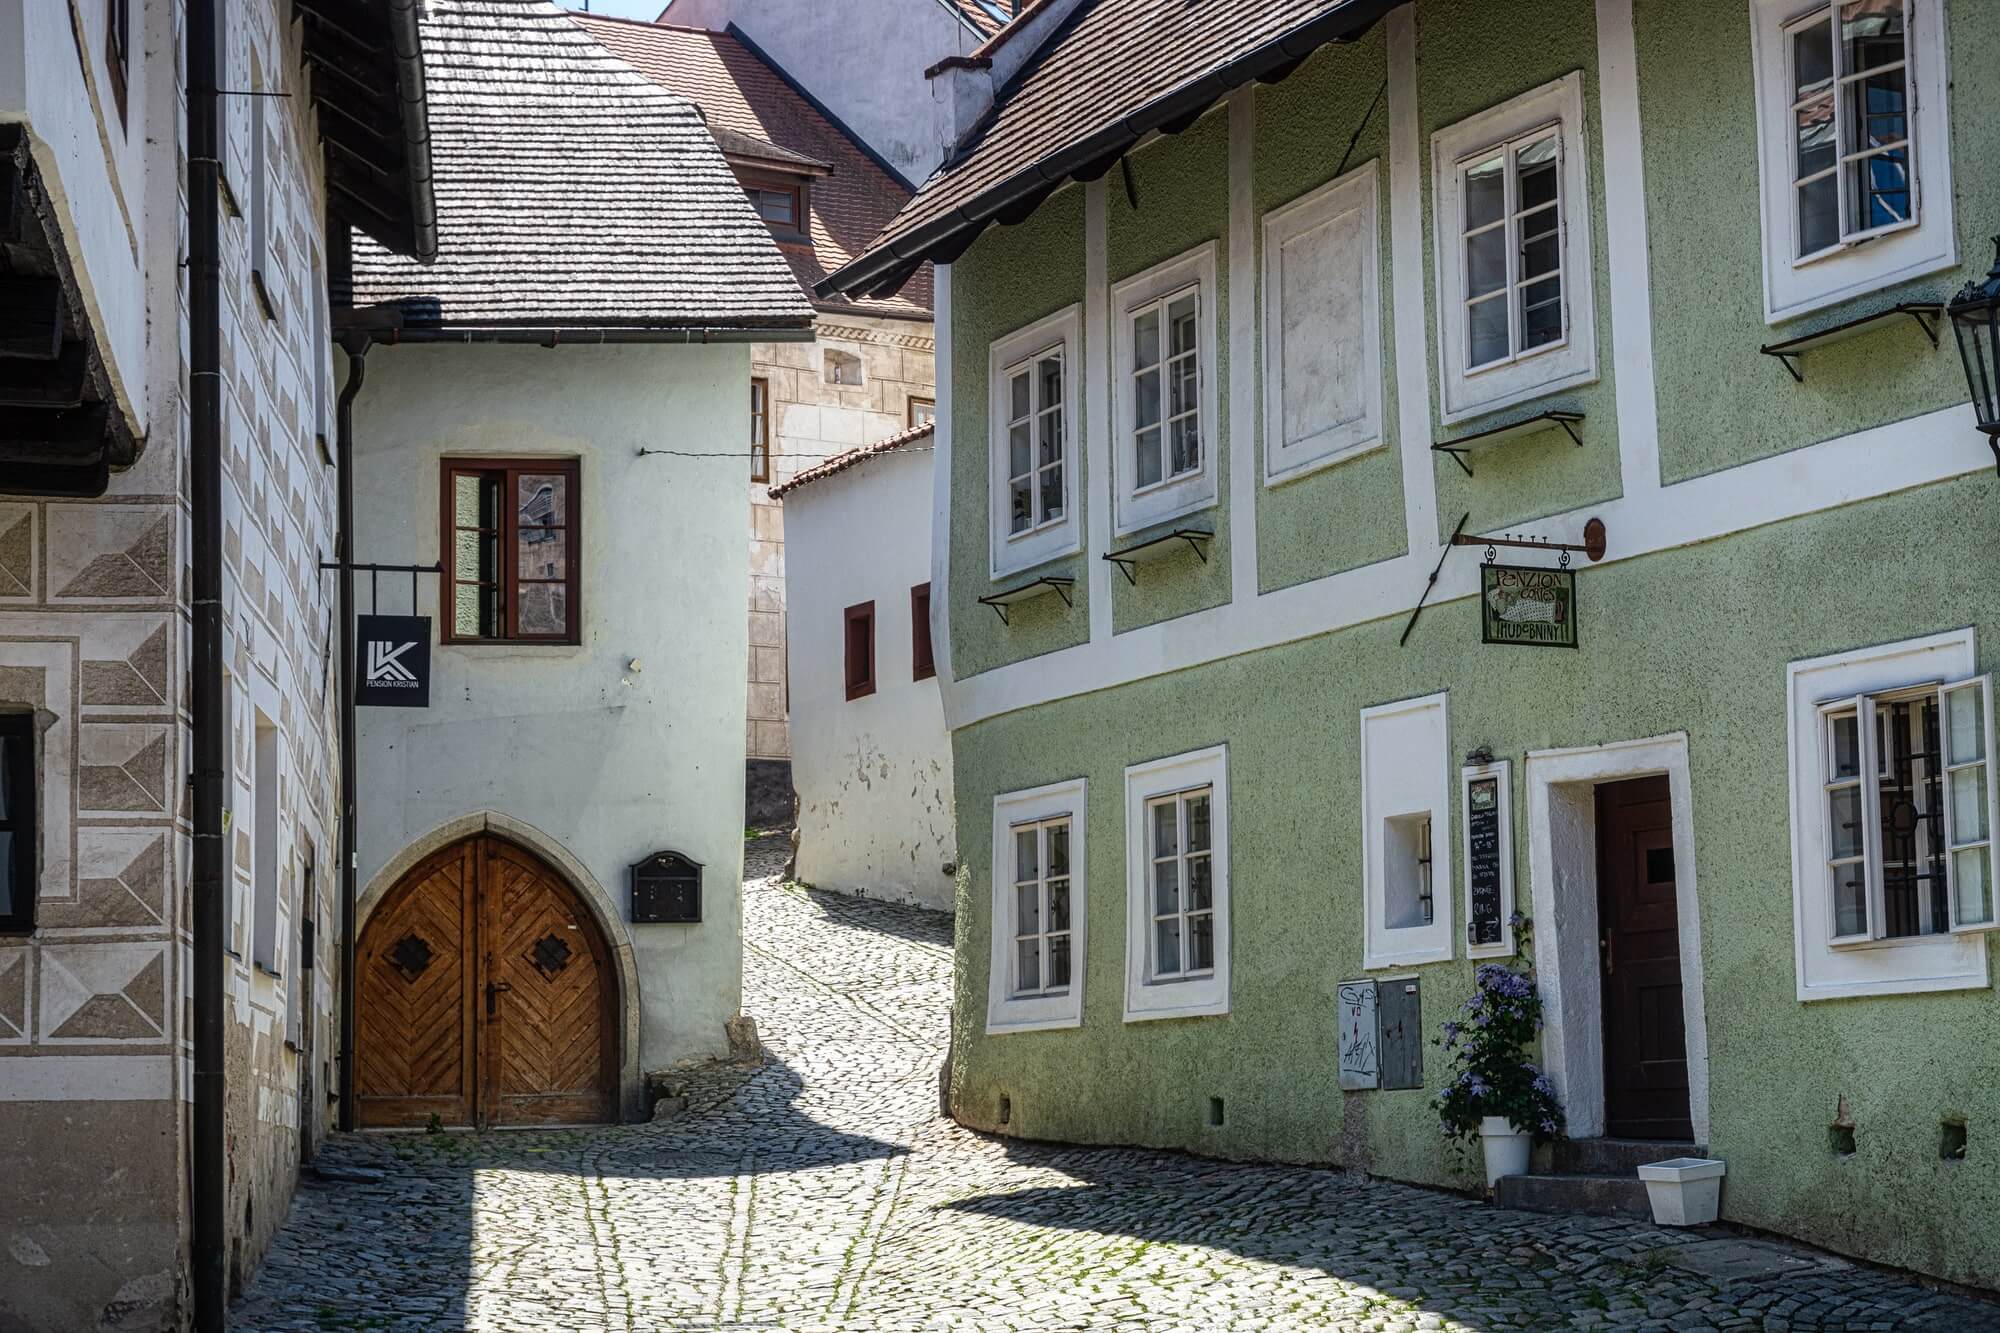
[825,348,864,387]
[740,170,810,245]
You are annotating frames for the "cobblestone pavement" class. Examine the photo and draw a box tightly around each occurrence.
[237,834,1999,1332]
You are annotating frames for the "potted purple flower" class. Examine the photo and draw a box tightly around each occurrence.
[1433,933,1565,1189]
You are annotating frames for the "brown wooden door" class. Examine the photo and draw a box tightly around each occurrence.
[356,841,478,1129]
[1595,776,1693,1141]
[356,836,614,1129]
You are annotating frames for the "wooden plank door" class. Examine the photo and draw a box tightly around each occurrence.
[480,838,615,1127]
[1595,776,1693,1141]
[355,841,478,1128]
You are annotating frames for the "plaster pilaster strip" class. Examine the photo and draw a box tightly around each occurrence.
[931,265,958,726]
[1386,5,1439,561]
[1595,0,1665,497]
[1084,178,1113,645]
[1226,87,1259,606]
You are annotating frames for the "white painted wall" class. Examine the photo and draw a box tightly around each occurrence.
[0,0,150,431]
[663,0,981,184]
[783,446,956,911]
[351,343,751,1074]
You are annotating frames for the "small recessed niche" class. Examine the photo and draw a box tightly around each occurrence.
[998,1094,1012,1126]
[1207,1097,1225,1128]
[1942,1120,1968,1162]
[1829,1123,1857,1157]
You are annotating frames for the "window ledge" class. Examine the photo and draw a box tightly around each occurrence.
[1758,301,1943,383]
[977,576,1075,625]
[1431,411,1584,477]
[1103,527,1213,585]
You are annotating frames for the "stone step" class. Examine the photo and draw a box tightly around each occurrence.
[1493,1171,1655,1220]
[1550,1137,1699,1176]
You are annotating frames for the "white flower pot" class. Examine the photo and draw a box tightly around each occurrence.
[1477,1115,1532,1187]
[1637,1157,1726,1226]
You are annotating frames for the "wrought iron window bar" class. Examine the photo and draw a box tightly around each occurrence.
[1758,301,1943,384]
[977,575,1075,625]
[1101,527,1213,585]
[1430,410,1584,477]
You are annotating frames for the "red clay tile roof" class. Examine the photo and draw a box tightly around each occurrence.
[575,13,933,320]
[821,0,1401,301]
[950,0,1008,37]
[768,421,934,499]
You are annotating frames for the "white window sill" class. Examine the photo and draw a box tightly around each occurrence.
[1267,436,1387,489]
[1113,487,1218,542]
[985,1007,1083,1036]
[1362,938,1452,971]
[1123,980,1229,1024]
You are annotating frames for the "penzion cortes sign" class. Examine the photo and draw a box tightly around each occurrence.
[355,614,431,708]
[1480,563,1577,649]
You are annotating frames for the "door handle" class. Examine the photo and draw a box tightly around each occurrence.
[1600,934,1614,975]
[485,980,512,1017]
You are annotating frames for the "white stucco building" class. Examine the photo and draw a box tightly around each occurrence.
[773,424,956,911]
[343,3,813,1126]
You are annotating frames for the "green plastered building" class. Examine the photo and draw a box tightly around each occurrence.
[821,0,2000,1288]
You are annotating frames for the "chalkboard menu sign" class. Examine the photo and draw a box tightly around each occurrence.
[1459,761,1515,956]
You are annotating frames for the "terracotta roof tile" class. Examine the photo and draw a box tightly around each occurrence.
[576,13,934,320]
[351,0,813,332]
[768,421,933,499]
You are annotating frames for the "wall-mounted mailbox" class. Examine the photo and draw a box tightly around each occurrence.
[631,850,702,924]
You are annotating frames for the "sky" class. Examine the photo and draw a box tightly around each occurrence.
[555,0,669,18]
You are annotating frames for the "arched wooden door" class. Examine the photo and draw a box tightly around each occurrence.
[356,836,616,1128]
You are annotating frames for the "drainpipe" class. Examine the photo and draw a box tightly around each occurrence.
[335,333,368,1134]
[186,0,227,1327]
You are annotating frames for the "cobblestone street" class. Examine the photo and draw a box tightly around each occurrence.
[234,836,1999,1332]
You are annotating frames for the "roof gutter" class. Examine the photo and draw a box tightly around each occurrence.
[818,0,1404,300]
[377,322,818,346]
[387,0,440,265]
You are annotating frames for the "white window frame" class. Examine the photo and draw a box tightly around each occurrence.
[1430,73,1597,425]
[987,778,1087,1033]
[1748,0,1954,324]
[1362,692,1454,970]
[1111,243,1220,537]
[988,305,1082,580]
[1124,745,1229,1021]
[1787,629,1993,1000]
[1261,164,1385,485]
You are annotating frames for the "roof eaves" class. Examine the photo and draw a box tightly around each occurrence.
[818,0,1403,301]
[768,420,934,498]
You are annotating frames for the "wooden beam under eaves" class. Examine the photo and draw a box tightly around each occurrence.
[0,277,64,361]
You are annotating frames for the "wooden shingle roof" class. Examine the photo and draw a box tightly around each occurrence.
[351,0,813,336]
[821,0,1403,301]
[575,14,933,321]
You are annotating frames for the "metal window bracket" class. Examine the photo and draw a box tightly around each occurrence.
[1431,410,1584,477]
[1102,527,1213,585]
[977,575,1076,625]
[1759,301,1943,384]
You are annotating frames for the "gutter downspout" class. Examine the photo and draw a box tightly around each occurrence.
[334,333,368,1134]
[187,0,227,1327]
[387,0,439,265]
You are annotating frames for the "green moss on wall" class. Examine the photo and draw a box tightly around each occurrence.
[1253,37,1410,593]
[951,476,2000,1290]
[1418,0,1623,538]
[1105,112,1236,633]
[1637,0,2000,484]
[951,189,1093,678]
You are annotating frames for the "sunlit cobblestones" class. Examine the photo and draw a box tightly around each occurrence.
[234,835,1997,1332]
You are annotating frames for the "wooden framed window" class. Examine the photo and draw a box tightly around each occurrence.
[911,583,934,681]
[1122,745,1231,1021]
[106,0,131,127]
[987,778,1089,1033]
[750,378,771,483]
[0,713,37,934]
[908,396,935,428]
[1009,815,1074,997]
[1111,245,1218,536]
[441,458,581,645]
[743,172,810,245]
[843,601,875,701]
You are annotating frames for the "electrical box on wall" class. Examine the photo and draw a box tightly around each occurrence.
[631,850,702,924]
[1378,978,1423,1090]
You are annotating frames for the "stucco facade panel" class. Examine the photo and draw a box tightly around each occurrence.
[1637,0,2000,485]
[950,477,2000,1289]
[951,187,1092,678]
[1417,0,1624,538]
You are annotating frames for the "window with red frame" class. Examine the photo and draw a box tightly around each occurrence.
[442,458,580,644]
[911,583,935,681]
[844,601,876,701]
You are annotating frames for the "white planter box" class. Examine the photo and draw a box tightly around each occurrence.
[1637,1157,1726,1226]
[1477,1115,1532,1188]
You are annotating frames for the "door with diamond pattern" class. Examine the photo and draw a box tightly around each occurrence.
[356,835,615,1128]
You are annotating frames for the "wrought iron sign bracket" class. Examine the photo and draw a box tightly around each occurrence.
[1452,516,1607,566]
[1102,527,1213,586]
[1431,410,1584,478]
[1758,300,1943,384]
[976,575,1076,625]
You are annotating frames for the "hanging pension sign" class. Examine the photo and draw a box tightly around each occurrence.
[1481,563,1577,649]
[355,615,431,708]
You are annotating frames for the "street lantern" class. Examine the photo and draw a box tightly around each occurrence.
[1948,236,2000,471]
